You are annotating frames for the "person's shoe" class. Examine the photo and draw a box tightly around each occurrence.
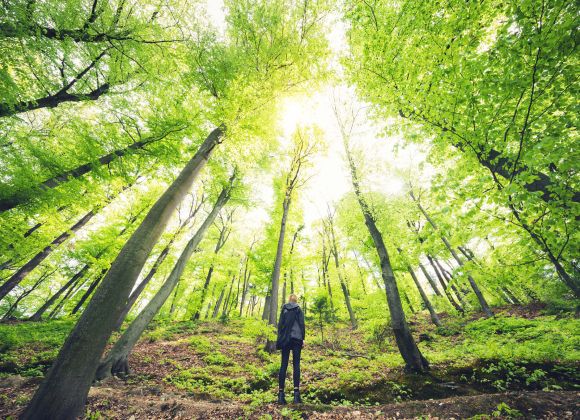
[277,390,287,405]
[293,389,303,404]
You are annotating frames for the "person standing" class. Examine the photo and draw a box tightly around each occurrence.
[276,293,306,405]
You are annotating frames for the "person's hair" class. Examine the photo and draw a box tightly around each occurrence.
[288,294,298,303]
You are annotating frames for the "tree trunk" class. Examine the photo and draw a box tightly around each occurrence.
[2,270,50,319]
[320,239,336,321]
[169,280,181,314]
[434,258,469,306]
[346,149,428,371]
[94,180,232,381]
[21,126,225,420]
[222,275,235,317]
[212,288,225,319]
[397,249,442,327]
[281,272,287,310]
[329,222,357,328]
[29,265,90,321]
[262,291,271,321]
[239,269,251,317]
[0,210,97,302]
[411,194,493,318]
[427,256,464,312]
[113,242,173,331]
[268,198,291,327]
[70,268,107,315]
[418,263,442,297]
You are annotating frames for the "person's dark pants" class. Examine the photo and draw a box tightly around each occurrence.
[279,338,302,390]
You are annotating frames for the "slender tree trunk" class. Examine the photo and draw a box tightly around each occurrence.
[434,258,469,305]
[402,288,416,314]
[29,265,90,321]
[329,222,357,328]
[239,269,251,317]
[321,240,336,321]
[418,263,442,297]
[21,126,225,420]
[345,149,428,370]
[113,243,172,331]
[411,194,493,318]
[0,131,185,213]
[2,270,50,319]
[397,249,442,327]
[269,198,291,327]
[0,210,97,302]
[94,180,232,380]
[212,288,225,319]
[427,256,464,312]
[70,268,107,315]
[169,280,181,314]
[222,275,235,316]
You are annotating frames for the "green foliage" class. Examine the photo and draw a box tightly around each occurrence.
[204,353,236,366]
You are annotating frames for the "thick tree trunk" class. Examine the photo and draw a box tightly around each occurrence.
[346,151,428,371]
[397,249,442,327]
[268,198,291,327]
[21,126,224,420]
[262,291,271,321]
[29,264,90,321]
[94,181,232,381]
[413,195,493,318]
[0,210,97,302]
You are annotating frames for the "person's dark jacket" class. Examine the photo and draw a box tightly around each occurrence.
[276,302,305,350]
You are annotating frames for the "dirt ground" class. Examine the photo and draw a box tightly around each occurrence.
[1,376,579,419]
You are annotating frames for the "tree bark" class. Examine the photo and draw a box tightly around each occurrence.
[345,149,428,370]
[262,291,271,321]
[94,179,233,380]
[427,256,465,312]
[21,126,225,420]
[268,197,291,327]
[0,209,97,302]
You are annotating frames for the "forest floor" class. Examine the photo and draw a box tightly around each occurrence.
[1,302,580,419]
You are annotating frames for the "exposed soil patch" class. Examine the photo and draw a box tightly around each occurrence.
[1,378,579,419]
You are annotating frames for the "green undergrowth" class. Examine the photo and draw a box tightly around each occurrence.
[1,305,579,409]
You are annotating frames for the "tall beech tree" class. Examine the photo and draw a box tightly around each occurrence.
[268,125,326,327]
[333,98,429,370]
[325,205,358,328]
[95,175,236,380]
